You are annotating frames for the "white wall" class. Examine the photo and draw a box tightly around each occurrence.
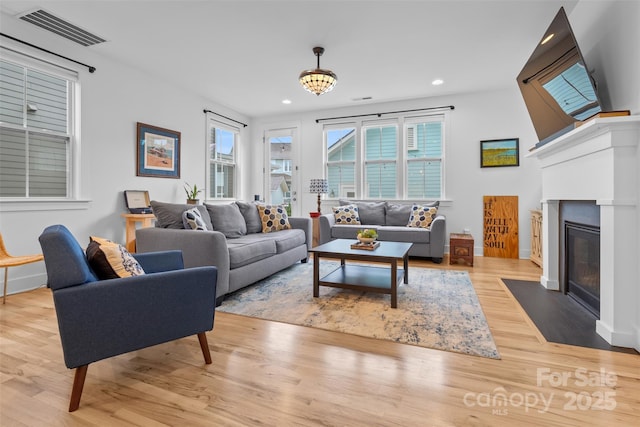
[250,87,542,259]
[1,0,638,296]
[0,12,248,295]
[570,0,640,114]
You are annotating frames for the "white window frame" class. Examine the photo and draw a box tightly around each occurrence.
[404,115,445,199]
[206,117,239,201]
[0,48,82,209]
[324,123,358,199]
[362,119,399,199]
[322,113,447,201]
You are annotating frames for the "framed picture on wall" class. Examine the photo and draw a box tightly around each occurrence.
[480,138,519,168]
[136,122,181,178]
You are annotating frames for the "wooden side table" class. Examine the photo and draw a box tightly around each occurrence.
[121,213,155,252]
[311,216,320,247]
[450,233,474,266]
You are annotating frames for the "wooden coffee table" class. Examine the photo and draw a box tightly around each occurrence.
[308,239,413,308]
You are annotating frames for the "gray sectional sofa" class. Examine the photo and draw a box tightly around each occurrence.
[318,200,446,262]
[136,201,312,305]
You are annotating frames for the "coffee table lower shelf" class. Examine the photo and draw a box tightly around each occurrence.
[315,264,404,307]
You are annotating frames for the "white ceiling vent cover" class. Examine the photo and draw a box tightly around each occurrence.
[18,9,106,46]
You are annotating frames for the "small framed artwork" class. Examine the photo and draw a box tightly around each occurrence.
[136,122,181,178]
[480,138,519,168]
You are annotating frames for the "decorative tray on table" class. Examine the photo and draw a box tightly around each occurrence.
[350,241,380,251]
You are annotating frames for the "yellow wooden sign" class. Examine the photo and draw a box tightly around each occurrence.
[483,195,519,258]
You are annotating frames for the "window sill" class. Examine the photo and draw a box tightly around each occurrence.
[0,199,92,212]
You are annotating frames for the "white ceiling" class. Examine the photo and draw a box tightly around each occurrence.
[0,0,577,118]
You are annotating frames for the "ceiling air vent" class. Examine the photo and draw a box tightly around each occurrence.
[18,9,106,46]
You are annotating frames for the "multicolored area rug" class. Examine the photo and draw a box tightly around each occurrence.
[218,261,500,359]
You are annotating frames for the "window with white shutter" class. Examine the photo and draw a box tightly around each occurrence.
[325,126,356,199]
[322,114,445,200]
[207,119,238,199]
[406,116,444,199]
[0,56,76,199]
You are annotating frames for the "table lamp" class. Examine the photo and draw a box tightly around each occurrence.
[309,179,328,213]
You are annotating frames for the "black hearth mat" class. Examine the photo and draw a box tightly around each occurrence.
[502,279,638,354]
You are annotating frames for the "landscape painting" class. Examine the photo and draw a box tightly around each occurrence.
[480,138,519,168]
[136,122,181,178]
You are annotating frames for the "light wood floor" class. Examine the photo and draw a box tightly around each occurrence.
[1,256,638,426]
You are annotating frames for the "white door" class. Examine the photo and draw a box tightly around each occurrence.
[264,127,299,216]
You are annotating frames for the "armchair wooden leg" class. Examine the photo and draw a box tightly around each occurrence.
[197,332,212,364]
[3,267,9,304]
[69,364,88,412]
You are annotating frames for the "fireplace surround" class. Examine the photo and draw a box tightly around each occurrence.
[527,116,640,350]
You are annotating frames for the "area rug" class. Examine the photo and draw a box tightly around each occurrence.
[218,262,500,359]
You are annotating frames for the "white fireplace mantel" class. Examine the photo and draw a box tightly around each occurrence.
[527,116,640,350]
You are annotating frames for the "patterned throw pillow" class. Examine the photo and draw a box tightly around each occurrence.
[257,204,291,233]
[407,205,438,229]
[182,207,208,231]
[333,204,361,225]
[86,236,145,280]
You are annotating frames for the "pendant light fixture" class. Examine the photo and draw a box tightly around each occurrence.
[299,47,337,96]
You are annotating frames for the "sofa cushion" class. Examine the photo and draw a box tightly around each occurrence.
[151,200,213,230]
[377,226,431,244]
[356,201,387,225]
[331,224,377,240]
[236,201,262,234]
[386,201,438,226]
[205,203,247,238]
[182,207,209,231]
[257,204,291,233]
[407,205,439,229]
[269,229,306,253]
[333,204,361,225]
[385,203,412,226]
[226,238,276,269]
[86,236,145,280]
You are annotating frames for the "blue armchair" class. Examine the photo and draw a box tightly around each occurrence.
[38,224,218,412]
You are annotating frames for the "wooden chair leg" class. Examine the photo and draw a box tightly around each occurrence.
[197,332,212,364]
[3,267,8,304]
[69,364,89,412]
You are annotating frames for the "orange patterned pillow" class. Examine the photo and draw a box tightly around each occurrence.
[407,205,438,229]
[257,204,291,233]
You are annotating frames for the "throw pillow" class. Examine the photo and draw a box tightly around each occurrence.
[204,203,247,238]
[257,204,291,233]
[235,200,262,234]
[150,200,213,230]
[86,236,145,280]
[385,203,413,226]
[356,201,386,225]
[407,205,439,229]
[182,207,208,231]
[386,201,439,226]
[333,204,361,225]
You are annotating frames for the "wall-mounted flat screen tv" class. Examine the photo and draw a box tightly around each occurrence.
[517,7,603,146]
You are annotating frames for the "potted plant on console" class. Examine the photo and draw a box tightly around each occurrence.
[184,182,202,205]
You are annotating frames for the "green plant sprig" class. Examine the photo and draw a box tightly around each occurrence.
[184,182,202,199]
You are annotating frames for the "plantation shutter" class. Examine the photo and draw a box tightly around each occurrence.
[364,124,397,199]
[0,57,73,198]
[406,119,443,199]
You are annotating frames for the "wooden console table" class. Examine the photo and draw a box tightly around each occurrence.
[530,210,542,267]
[121,213,155,252]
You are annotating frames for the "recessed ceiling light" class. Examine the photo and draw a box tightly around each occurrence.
[282,99,292,104]
[541,33,554,45]
[432,79,444,86]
